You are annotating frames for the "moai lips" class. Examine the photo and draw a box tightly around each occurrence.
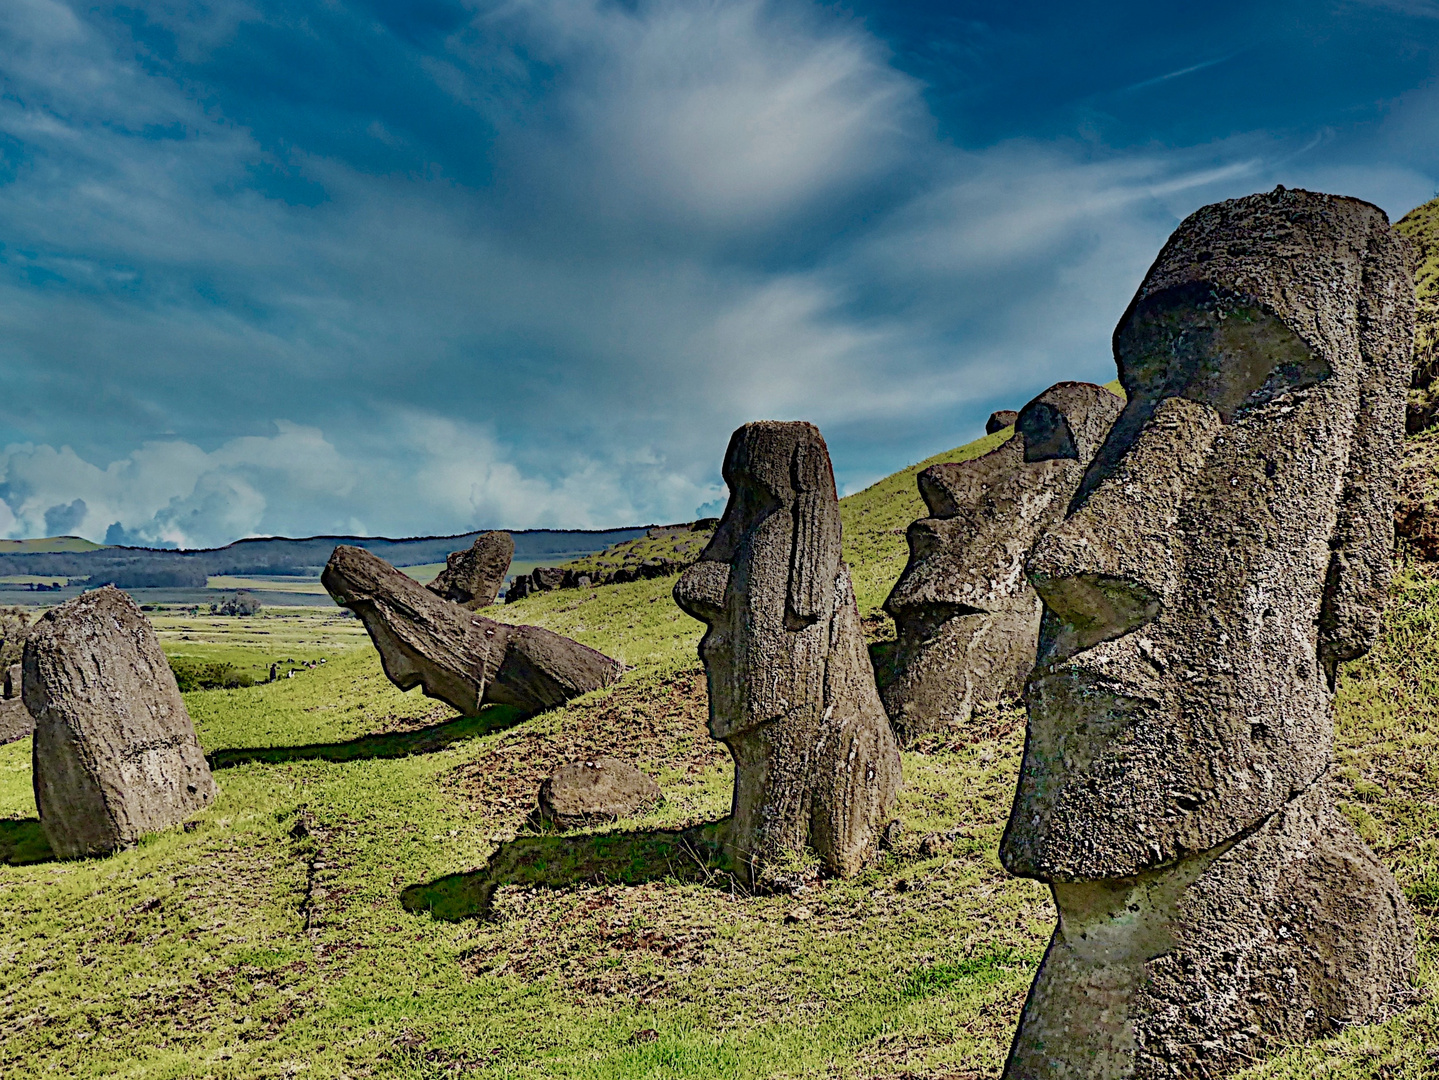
[674,421,901,886]
[1000,188,1417,1079]
[882,382,1122,744]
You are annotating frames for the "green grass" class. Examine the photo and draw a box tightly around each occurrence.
[1,380,1436,1078]
[1397,197,1438,385]
[0,535,107,553]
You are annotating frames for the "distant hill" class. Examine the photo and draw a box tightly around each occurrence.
[0,527,648,585]
[0,536,108,554]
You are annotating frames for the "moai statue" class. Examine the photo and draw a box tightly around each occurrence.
[882,382,1122,744]
[1000,188,1417,1079]
[674,421,901,887]
[428,531,514,609]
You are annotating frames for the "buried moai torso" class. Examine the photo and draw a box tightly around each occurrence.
[882,382,1122,744]
[1000,189,1417,1079]
[674,421,901,886]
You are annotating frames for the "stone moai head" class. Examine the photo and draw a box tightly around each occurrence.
[675,421,899,884]
[675,421,842,741]
[881,382,1122,743]
[1002,187,1415,882]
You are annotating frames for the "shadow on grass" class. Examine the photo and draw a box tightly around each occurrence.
[0,818,54,866]
[401,820,735,921]
[208,704,530,770]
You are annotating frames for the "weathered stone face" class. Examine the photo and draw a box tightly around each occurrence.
[428,531,513,609]
[882,383,1122,743]
[1004,189,1415,882]
[674,421,900,884]
[324,545,622,716]
[23,586,217,859]
[998,188,1417,1077]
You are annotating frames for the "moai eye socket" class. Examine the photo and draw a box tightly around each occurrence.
[1115,282,1332,422]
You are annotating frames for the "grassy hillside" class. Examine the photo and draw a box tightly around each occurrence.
[1397,197,1438,392]
[1,396,1435,1078]
[0,535,106,553]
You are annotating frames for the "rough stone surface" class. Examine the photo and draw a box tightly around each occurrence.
[323,545,623,715]
[23,586,217,859]
[1000,188,1416,1078]
[536,757,662,830]
[427,531,513,609]
[882,382,1122,744]
[986,409,1020,434]
[0,661,33,745]
[674,421,901,886]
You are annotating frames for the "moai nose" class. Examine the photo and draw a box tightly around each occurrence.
[1026,395,1223,658]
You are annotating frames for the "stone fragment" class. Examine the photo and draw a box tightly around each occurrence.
[323,545,623,715]
[427,531,513,609]
[0,661,34,745]
[999,188,1416,1078]
[882,382,1122,744]
[536,757,662,830]
[674,421,901,886]
[985,409,1019,434]
[23,586,217,859]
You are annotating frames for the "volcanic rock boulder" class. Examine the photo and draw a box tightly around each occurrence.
[999,188,1417,1079]
[323,545,623,715]
[536,757,662,830]
[674,421,901,887]
[427,531,513,609]
[882,382,1122,744]
[23,587,217,859]
[986,409,1020,434]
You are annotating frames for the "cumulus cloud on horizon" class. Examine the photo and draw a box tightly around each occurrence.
[0,0,1436,546]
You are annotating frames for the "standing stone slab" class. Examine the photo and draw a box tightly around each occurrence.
[428,531,514,609]
[324,545,622,715]
[23,587,217,859]
[0,661,34,745]
[999,188,1416,1079]
[882,382,1122,744]
[674,421,901,887]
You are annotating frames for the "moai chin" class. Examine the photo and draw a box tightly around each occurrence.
[999,188,1418,1079]
[882,382,1122,745]
[674,421,901,887]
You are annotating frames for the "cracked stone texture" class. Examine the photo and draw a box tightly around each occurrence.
[674,421,901,886]
[427,531,514,609]
[324,544,622,716]
[999,188,1416,1078]
[23,586,217,859]
[536,757,663,830]
[882,382,1122,745]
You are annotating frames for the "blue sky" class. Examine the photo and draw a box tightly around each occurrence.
[0,0,1436,547]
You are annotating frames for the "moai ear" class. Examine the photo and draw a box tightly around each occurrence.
[1318,224,1416,677]
[787,432,842,625]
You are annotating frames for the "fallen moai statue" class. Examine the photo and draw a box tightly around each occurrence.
[23,586,217,859]
[323,545,623,715]
[999,187,1417,1079]
[674,421,901,887]
[427,530,513,609]
[882,381,1122,744]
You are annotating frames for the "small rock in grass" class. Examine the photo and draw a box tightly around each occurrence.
[536,757,661,830]
[919,832,951,858]
[784,906,812,924]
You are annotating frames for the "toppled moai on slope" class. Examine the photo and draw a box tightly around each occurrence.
[324,545,623,715]
[674,421,901,887]
[985,409,1020,434]
[24,587,217,859]
[882,382,1122,744]
[427,530,513,609]
[1000,188,1417,1079]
